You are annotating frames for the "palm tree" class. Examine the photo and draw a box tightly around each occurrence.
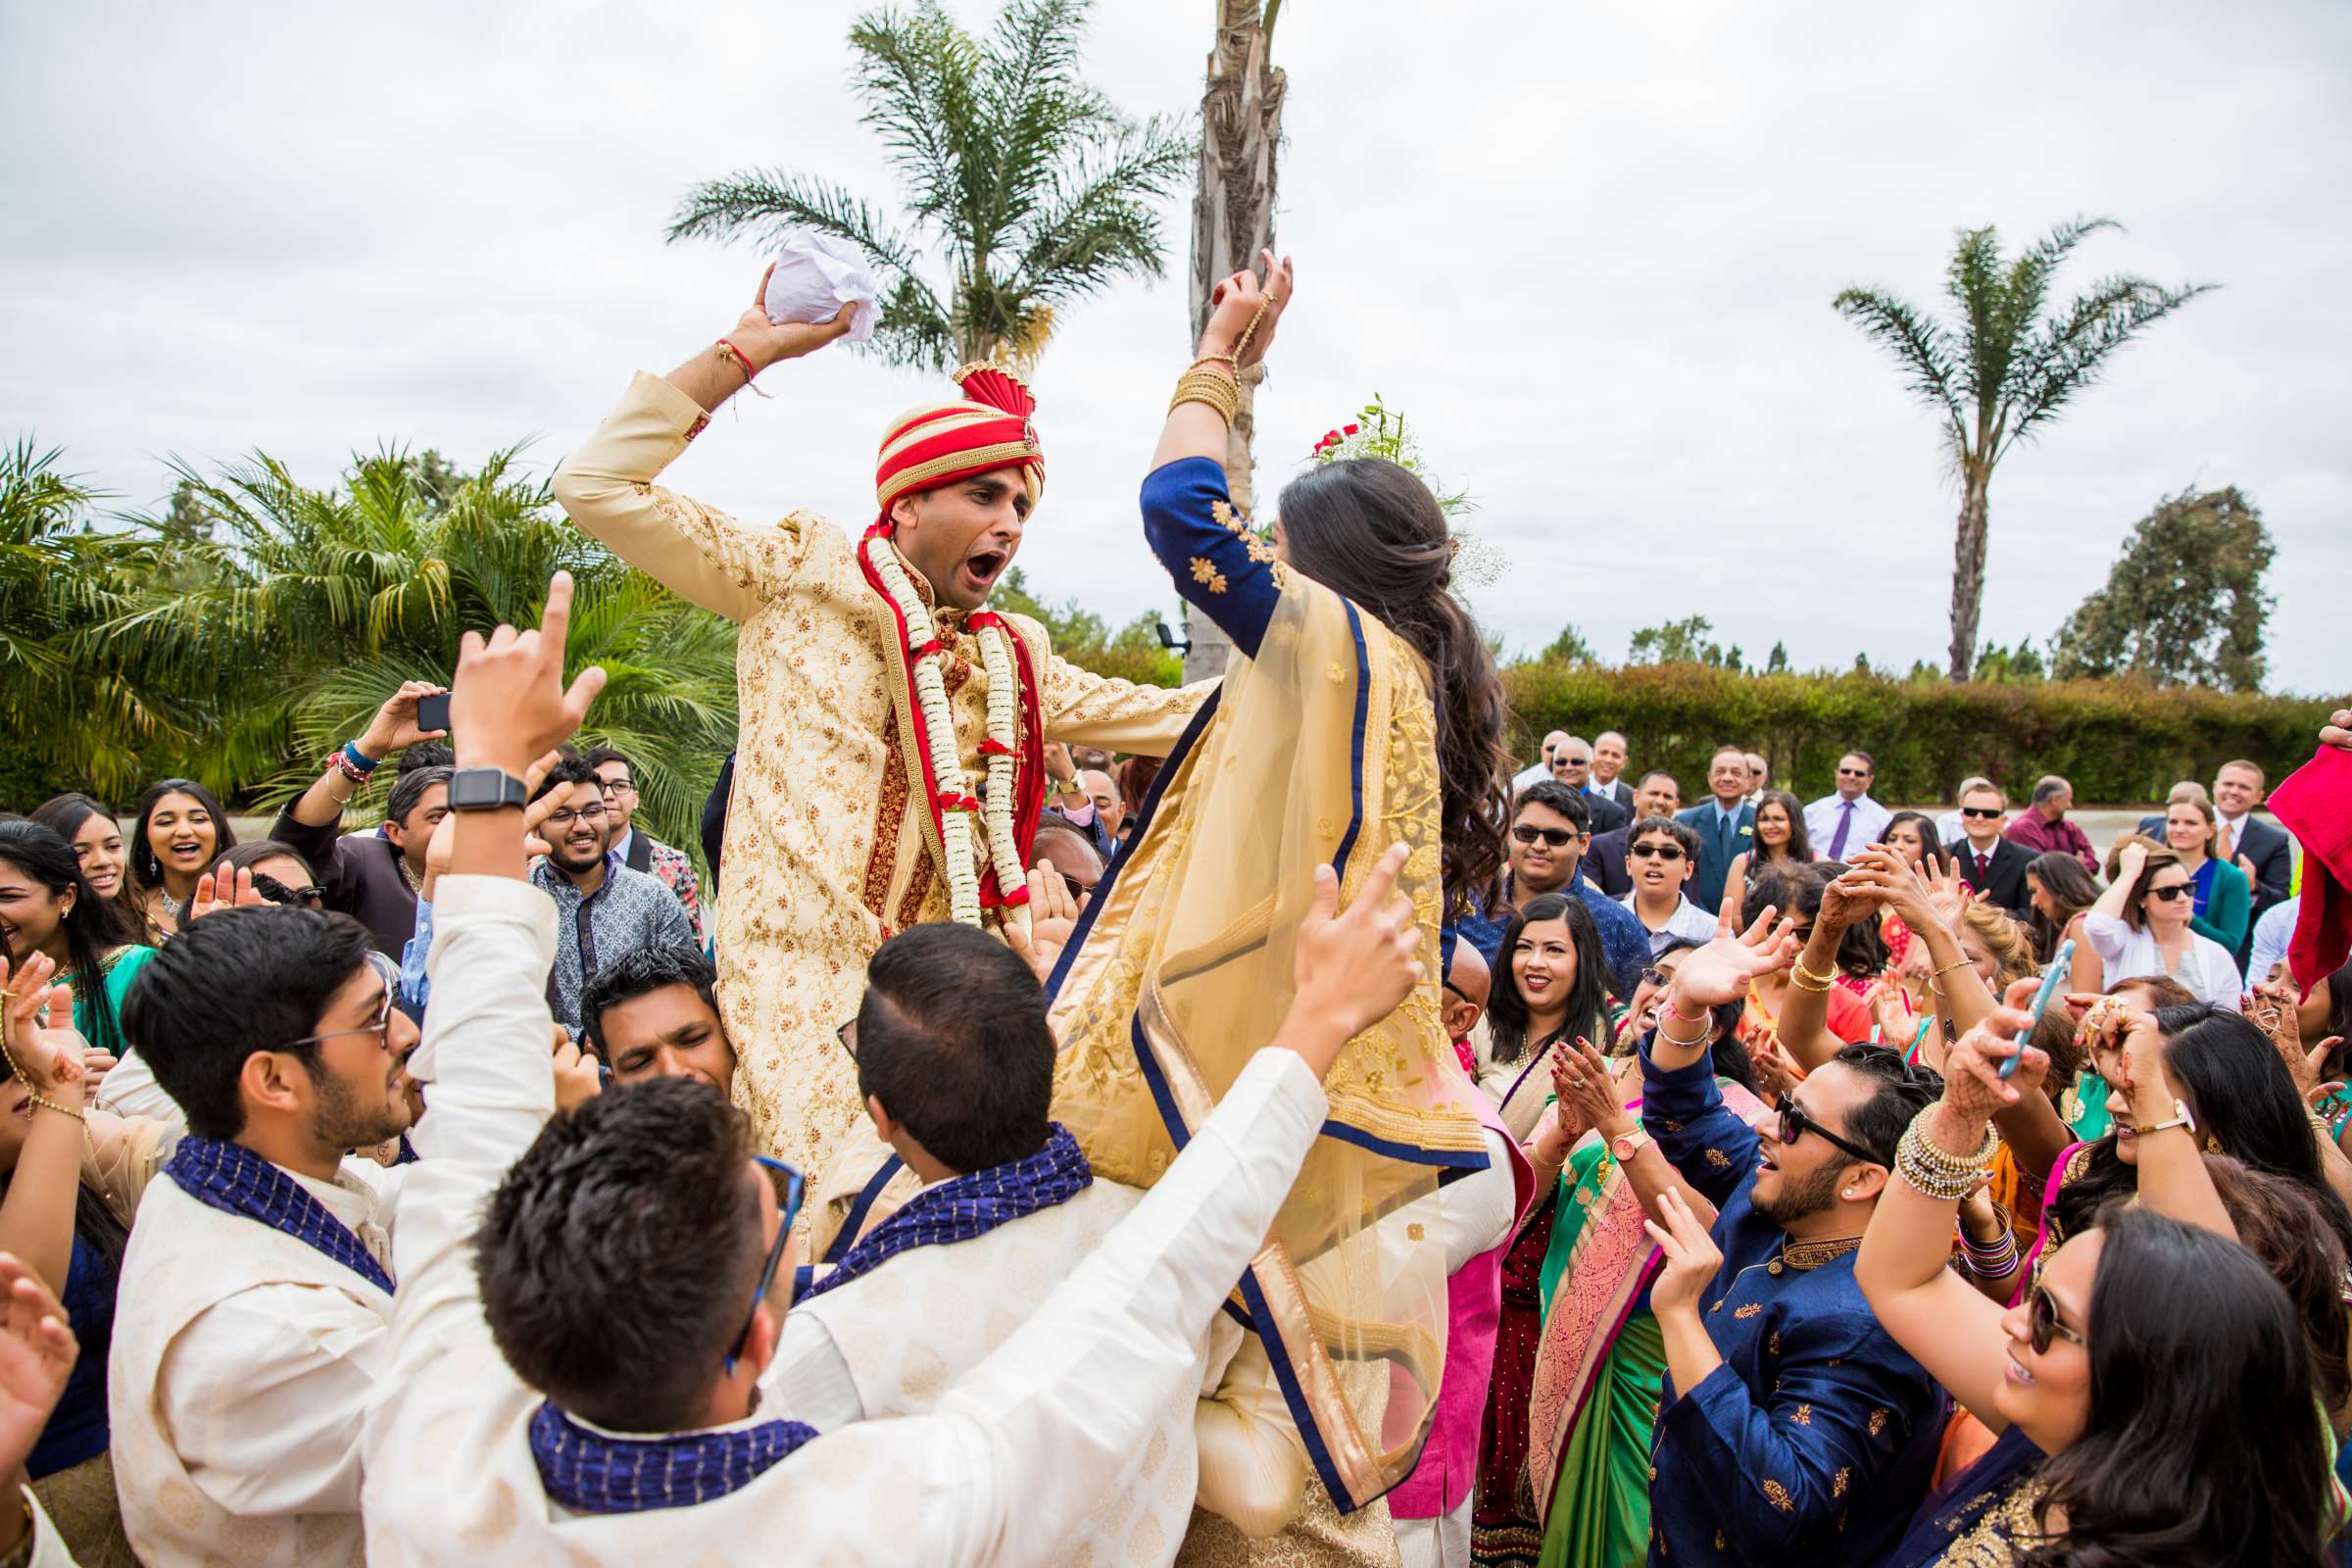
[1834,218,2211,679]
[107,447,739,861]
[0,441,173,801]
[1181,0,1286,683]
[667,0,1195,373]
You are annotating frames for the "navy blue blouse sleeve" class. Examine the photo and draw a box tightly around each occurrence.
[1139,456,1281,659]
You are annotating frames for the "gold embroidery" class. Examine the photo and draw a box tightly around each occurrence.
[1704,1148,1730,1168]
[1405,1222,1425,1242]
[1834,1466,1850,1497]
[1735,1302,1761,1319]
[1763,1478,1794,1514]
[1189,557,1229,594]
[860,712,912,918]
[1768,1331,1781,1355]
[1714,1530,1725,1551]
[1791,1402,1811,1425]
[1781,1235,1864,1270]
[1869,1408,1888,1437]
[1245,537,1277,564]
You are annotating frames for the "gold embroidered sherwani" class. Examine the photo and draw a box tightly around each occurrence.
[553,371,1208,1191]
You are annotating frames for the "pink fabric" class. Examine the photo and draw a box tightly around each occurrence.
[2270,747,2352,989]
[1389,1093,1537,1519]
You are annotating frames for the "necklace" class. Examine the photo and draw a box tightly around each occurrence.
[396,853,422,896]
[859,525,1040,934]
[158,889,184,920]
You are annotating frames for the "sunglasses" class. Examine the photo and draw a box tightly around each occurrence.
[1512,824,1582,849]
[2144,884,2191,904]
[1960,807,2004,820]
[725,1154,807,1373]
[836,1017,858,1058]
[1629,843,1686,861]
[251,871,326,908]
[2027,1283,2086,1354]
[1773,1095,1883,1168]
[1057,871,1098,906]
[1555,757,1591,769]
[1838,767,1871,779]
[1636,965,1673,991]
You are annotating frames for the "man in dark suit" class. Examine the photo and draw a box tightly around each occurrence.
[1946,781,2034,918]
[1586,768,1682,897]
[1675,746,1757,911]
[1587,730,1637,811]
[1550,736,1630,834]
[2212,759,2293,913]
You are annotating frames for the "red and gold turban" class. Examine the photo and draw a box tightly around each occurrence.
[874,363,1044,523]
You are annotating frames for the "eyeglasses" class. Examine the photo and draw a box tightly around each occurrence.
[1960,807,2004,820]
[724,1154,807,1373]
[1773,1095,1883,1168]
[2145,884,2191,904]
[835,1017,858,1058]
[1636,965,1673,991]
[1512,824,1583,849]
[1057,871,1098,906]
[544,804,610,828]
[1555,757,1591,769]
[250,871,326,908]
[280,979,396,1054]
[597,777,636,795]
[2026,1283,2086,1354]
[1837,767,1872,779]
[1629,843,1686,861]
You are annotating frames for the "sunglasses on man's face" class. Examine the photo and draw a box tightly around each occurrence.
[2145,883,2192,904]
[1629,843,1686,861]
[725,1154,807,1373]
[1512,824,1582,849]
[1960,807,2004,820]
[2026,1283,2087,1355]
[1772,1095,1882,1168]
[1838,767,1871,779]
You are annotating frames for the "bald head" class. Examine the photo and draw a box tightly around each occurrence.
[1442,942,1491,1043]
[1592,731,1628,784]
[1080,768,1122,838]
[1031,817,1105,906]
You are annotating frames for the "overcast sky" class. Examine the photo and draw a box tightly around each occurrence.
[5,0,2346,695]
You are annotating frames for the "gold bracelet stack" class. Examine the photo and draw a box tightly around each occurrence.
[1789,957,1838,994]
[1169,366,1241,425]
[1894,1110,1999,1200]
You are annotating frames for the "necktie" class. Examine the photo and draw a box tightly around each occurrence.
[1977,851,1993,888]
[2218,821,2235,862]
[1828,800,1855,859]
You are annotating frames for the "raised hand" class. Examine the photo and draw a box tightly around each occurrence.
[730,264,860,372]
[1670,897,1796,1011]
[0,955,87,1098]
[1199,250,1296,370]
[0,1254,76,1488]
[1287,843,1424,1077]
[1938,1009,2046,1129]
[1643,1188,1725,1319]
[1816,871,1883,935]
[359,678,452,758]
[2325,708,2352,753]
[1004,863,1081,983]
[551,1036,603,1114]
[185,859,265,924]
[450,573,608,778]
[1864,978,1914,1045]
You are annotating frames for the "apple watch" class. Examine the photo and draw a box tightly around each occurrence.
[447,767,530,812]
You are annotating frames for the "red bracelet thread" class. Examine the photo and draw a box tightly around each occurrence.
[716,338,770,397]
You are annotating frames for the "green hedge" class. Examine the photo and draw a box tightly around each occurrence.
[1500,662,2341,807]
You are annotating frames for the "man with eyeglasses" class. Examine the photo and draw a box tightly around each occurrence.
[1623,914,1946,1566]
[583,746,706,944]
[362,584,1437,1564]
[1583,769,1682,898]
[270,682,455,956]
[1943,781,2034,918]
[1029,815,1104,912]
[1475,781,1647,999]
[108,904,421,1566]
[1547,736,1630,834]
[1803,751,1891,863]
[1620,816,1718,955]
[528,757,695,1036]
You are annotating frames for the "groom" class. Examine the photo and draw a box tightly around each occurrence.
[552,269,1206,1211]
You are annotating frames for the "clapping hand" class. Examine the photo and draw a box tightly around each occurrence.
[1643,1188,1725,1319]
[1554,1038,1634,1141]
[1748,1036,1803,1100]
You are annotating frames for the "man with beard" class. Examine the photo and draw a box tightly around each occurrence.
[527,758,694,1038]
[1610,908,1946,1566]
[107,908,420,1566]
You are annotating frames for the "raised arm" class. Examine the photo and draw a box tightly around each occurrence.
[280,682,447,836]
[1141,252,1295,658]
[550,270,858,621]
[1777,874,1881,1072]
[1845,848,1999,1056]
[0,960,90,1296]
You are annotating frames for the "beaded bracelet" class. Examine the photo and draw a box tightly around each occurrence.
[26,1091,83,1123]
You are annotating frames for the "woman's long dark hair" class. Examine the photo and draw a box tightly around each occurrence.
[1751,788,1812,866]
[1882,809,1953,875]
[1788,865,1887,981]
[1486,894,1611,1065]
[28,793,149,936]
[129,778,236,888]
[2054,1006,2352,1264]
[2201,1156,2352,1417]
[0,820,138,1057]
[2029,1206,2329,1567]
[1276,459,1508,920]
[2026,851,2100,964]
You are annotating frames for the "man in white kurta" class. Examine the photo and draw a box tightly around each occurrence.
[361,870,1358,1565]
[552,317,1208,1211]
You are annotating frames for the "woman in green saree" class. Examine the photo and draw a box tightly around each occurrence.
[1523,939,1766,1568]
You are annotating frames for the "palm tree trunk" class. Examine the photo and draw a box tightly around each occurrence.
[1182,0,1285,684]
[1947,462,1990,680]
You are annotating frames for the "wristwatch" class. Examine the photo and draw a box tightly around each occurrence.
[1610,1126,1652,1162]
[2133,1100,2196,1138]
[447,767,530,812]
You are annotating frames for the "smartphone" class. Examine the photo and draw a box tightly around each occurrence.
[416,692,452,735]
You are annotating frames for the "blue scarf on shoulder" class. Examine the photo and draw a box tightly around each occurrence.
[163,1135,394,1296]
[529,1402,818,1514]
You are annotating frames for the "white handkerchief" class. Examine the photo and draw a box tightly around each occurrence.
[761,230,882,344]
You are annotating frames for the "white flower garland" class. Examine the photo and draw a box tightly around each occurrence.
[862,531,1026,932]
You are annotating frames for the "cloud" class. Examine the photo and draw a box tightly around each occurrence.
[3,0,2344,692]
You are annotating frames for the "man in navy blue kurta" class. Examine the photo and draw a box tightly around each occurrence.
[1638,1030,1946,1565]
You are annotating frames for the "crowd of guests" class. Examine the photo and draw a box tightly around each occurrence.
[0,606,2344,1568]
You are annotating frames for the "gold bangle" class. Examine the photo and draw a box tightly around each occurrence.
[1168,368,1241,425]
[1189,351,1242,378]
[1788,958,1837,993]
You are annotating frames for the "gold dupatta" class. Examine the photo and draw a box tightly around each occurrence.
[1047,568,1488,1511]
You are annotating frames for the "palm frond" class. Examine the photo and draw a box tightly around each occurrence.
[1997,273,2216,456]
[848,3,981,225]
[1831,287,1970,453]
[1008,111,1194,307]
